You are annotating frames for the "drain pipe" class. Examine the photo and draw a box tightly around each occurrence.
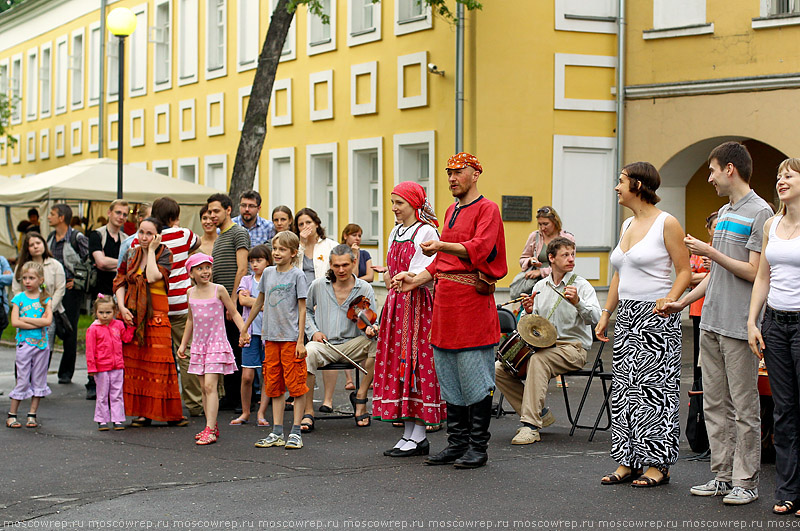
[455,2,464,153]
[98,0,107,158]
[614,0,625,240]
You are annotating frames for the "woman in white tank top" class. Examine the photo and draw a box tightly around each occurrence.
[596,162,691,488]
[747,158,800,515]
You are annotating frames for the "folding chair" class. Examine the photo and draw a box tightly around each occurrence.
[493,306,520,418]
[559,334,613,441]
[315,362,362,420]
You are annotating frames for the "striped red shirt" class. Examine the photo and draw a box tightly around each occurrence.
[132,227,198,316]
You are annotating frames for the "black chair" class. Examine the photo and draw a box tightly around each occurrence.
[559,333,613,441]
[493,306,519,418]
[315,362,362,420]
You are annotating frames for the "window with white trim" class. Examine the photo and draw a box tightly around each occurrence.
[308,0,337,55]
[178,157,199,183]
[178,0,198,84]
[348,0,381,46]
[555,0,618,33]
[39,128,49,159]
[237,0,259,71]
[395,0,431,35]
[348,138,382,245]
[152,159,172,176]
[205,155,228,191]
[70,30,84,109]
[306,143,337,232]
[129,4,148,96]
[88,117,99,152]
[268,0,296,61]
[206,0,227,77]
[153,0,172,89]
[0,60,8,94]
[268,147,295,212]
[89,24,100,104]
[40,44,52,117]
[10,134,21,163]
[26,49,37,121]
[26,132,36,161]
[70,120,82,155]
[393,131,434,205]
[108,113,119,150]
[107,35,119,100]
[653,0,706,29]
[54,126,65,157]
[11,54,22,124]
[0,137,6,165]
[270,78,292,126]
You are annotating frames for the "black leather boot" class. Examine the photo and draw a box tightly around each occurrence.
[424,403,470,465]
[454,394,493,469]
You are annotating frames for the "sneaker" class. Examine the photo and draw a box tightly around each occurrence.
[690,479,733,497]
[511,426,541,445]
[285,433,303,449]
[723,487,759,505]
[254,433,285,448]
[97,423,109,431]
[541,408,556,429]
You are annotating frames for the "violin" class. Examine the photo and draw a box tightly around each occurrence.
[347,296,378,331]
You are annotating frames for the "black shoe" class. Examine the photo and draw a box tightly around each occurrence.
[384,439,409,456]
[425,403,470,465]
[389,439,430,457]
[85,388,97,400]
[453,394,493,469]
[58,377,71,384]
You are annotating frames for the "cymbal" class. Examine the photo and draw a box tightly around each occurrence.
[517,314,557,348]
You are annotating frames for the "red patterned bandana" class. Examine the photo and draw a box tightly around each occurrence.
[446,152,482,173]
[392,181,439,228]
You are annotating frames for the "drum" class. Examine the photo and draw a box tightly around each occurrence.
[496,331,536,380]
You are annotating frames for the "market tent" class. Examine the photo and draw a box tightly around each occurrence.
[0,158,222,257]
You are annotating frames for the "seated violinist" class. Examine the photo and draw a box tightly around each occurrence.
[302,244,378,432]
[495,237,601,445]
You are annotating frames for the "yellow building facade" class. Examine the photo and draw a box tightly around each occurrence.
[0,0,619,285]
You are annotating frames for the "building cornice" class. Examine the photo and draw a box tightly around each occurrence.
[625,73,800,100]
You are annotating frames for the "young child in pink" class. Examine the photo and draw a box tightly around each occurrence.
[86,295,133,431]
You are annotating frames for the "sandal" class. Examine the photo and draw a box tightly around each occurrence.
[167,417,189,427]
[229,417,249,425]
[130,417,152,428]
[349,391,371,427]
[631,466,670,488]
[300,414,315,433]
[25,413,38,428]
[774,500,797,515]
[6,413,21,428]
[601,468,643,485]
[257,418,270,427]
[344,382,356,391]
[318,404,334,414]
[426,424,442,433]
[392,422,404,428]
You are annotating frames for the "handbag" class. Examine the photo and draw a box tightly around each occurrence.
[686,378,709,453]
[54,310,74,340]
[509,270,538,299]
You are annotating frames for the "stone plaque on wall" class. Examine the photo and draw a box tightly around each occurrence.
[502,195,533,222]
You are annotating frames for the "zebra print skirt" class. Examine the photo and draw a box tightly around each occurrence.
[610,299,682,468]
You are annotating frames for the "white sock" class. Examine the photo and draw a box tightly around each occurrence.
[395,421,415,448]
[399,424,427,451]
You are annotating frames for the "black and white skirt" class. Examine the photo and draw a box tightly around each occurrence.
[611,299,682,468]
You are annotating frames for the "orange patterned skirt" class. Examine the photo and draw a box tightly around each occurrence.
[123,292,183,421]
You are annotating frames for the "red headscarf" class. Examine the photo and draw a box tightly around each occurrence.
[391,181,439,228]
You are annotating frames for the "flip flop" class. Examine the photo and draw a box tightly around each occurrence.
[229,417,249,425]
[257,418,270,427]
[300,414,315,433]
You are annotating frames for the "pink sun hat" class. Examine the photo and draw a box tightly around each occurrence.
[185,253,213,272]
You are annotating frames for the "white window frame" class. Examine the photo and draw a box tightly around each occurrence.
[206,92,225,136]
[552,134,616,249]
[348,0,381,47]
[26,48,38,121]
[269,0,296,62]
[306,142,338,232]
[393,130,435,206]
[0,137,6,165]
[753,0,800,28]
[270,78,292,126]
[153,0,173,91]
[347,136,383,255]
[129,4,148,98]
[154,103,171,143]
[268,147,295,212]
[152,159,172,176]
[554,53,616,112]
[397,51,427,109]
[107,33,120,102]
[88,22,101,105]
[129,161,148,170]
[130,108,145,147]
[70,28,85,109]
[39,128,49,160]
[351,60,377,115]
[309,70,333,121]
[205,0,228,80]
[554,0,618,34]
[108,113,119,150]
[644,0,713,39]
[177,156,200,184]
[178,99,195,140]
[10,53,23,124]
[39,42,52,118]
[88,117,99,152]
[204,154,228,191]
[237,0,259,72]
[0,59,9,94]
[26,131,36,162]
[394,0,431,36]
[307,0,337,56]
[10,134,21,164]
[178,0,199,85]
[54,126,65,157]
[238,85,250,131]
[70,120,82,155]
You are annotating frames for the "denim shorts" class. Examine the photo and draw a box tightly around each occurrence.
[241,335,265,368]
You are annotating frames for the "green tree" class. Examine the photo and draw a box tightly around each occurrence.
[0,93,18,147]
[228,0,481,214]
[0,0,26,13]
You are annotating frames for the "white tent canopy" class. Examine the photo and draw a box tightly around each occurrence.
[0,158,222,257]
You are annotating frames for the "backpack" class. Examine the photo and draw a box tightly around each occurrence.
[69,229,97,294]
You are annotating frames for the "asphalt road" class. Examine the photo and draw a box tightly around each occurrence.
[0,323,782,530]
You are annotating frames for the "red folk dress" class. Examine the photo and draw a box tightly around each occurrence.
[373,223,446,425]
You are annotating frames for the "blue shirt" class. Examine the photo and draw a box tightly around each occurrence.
[0,255,12,314]
[11,292,51,349]
[117,234,136,269]
[232,215,275,248]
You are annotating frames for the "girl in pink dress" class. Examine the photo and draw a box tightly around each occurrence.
[373,181,446,457]
[178,253,245,445]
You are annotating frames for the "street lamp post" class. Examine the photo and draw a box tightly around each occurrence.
[106,7,137,200]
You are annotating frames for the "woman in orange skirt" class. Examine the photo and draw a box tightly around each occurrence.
[113,217,186,427]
